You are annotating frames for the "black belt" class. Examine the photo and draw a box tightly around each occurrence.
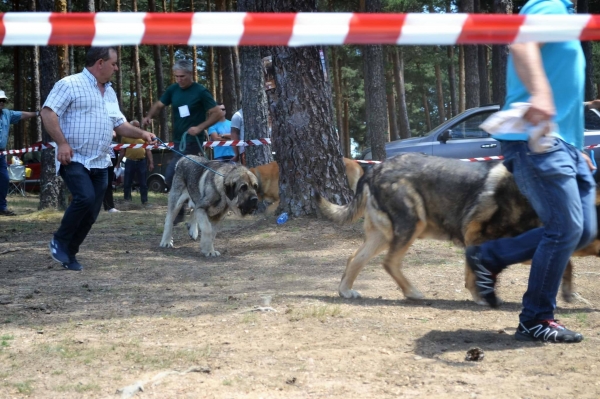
[127,158,145,161]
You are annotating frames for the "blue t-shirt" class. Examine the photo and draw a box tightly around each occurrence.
[494,0,585,149]
[0,109,22,150]
[208,119,234,158]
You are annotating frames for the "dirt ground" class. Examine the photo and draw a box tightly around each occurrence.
[1,193,600,399]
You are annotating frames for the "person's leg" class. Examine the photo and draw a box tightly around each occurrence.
[67,167,108,256]
[123,159,134,201]
[0,155,8,211]
[54,163,98,252]
[103,165,115,210]
[514,140,583,323]
[138,159,148,203]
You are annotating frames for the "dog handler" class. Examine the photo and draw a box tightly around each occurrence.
[43,47,156,271]
[466,0,597,343]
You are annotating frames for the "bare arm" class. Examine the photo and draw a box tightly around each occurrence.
[40,107,73,165]
[142,101,166,127]
[509,42,555,125]
[231,126,240,161]
[209,132,232,141]
[114,121,157,143]
[187,105,226,137]
[146,148,154,171]
[19,111,39,121]
[116,149,125,168]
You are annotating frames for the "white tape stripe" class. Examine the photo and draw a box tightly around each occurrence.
[190,12,246,46]
[515,14,590,43]
[289,13,353,47]
[92,12,147,46]
[3,13,52,46]
[398,13,468,45]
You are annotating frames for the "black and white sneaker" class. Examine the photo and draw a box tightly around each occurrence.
[466,246,500,308]
[516,319,583,343]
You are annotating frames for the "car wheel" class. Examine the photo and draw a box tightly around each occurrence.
[147,175,166,193]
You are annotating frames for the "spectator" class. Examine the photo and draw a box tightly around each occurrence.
[465,0,596,343]
[117,120,154,205]
[102,131,119,213]
[208,103,234,161]
[142,59,223,189]
[0,90,39,216]
[231,109,245,165]
[41,46,156,271]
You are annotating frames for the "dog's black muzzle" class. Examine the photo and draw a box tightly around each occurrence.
[240,196,259,215]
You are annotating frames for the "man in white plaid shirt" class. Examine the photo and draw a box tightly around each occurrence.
[41,47,156,271]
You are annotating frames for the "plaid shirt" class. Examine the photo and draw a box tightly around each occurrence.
[43,68,125,173]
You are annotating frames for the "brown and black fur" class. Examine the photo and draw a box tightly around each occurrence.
[160,155,259,256]
[317,152,598,304]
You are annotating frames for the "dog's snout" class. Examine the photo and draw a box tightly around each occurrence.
[250,196,258,206]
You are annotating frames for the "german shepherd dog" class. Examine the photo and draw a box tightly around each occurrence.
[160,155,259,256]
[316,153,599,304]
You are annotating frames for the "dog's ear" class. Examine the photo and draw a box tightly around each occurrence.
[225,182,237,201]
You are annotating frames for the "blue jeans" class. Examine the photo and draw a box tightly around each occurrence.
[54,162,108,257]
[165,141,203,189]
[479,140,597,323]
[0,155,8,211]
[124,158,148,203]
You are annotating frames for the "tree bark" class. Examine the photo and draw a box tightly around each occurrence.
[447,46,458,117]
[459,45,466,112]
[148,0,168,140]
[331,47,346,154]
[38,0,63,210]
[478,45,490,105]
[237,0,272,168]
[392,47,411,139]
[434,60,445,125]
[461,0,479,109]
[386,50,399,142]
[262,0,351,215]
[578,0,596,100]
[491,0,511,106]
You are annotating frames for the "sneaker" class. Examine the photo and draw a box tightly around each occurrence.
[0,209,16,216]
[466,246,500,308]
[49,239,70,264]
[107,208,120,213]
[516,319,583,343]
[61,256,83,271]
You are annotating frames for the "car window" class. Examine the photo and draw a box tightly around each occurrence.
[585,109,600,130]
[448,111,496,140]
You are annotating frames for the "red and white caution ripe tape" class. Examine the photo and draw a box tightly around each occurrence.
[0,139,272,156]
[1,12,599,46]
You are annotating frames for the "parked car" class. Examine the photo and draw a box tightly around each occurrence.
[360,105,600,164]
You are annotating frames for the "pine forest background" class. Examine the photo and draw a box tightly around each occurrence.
[2,0,600,158]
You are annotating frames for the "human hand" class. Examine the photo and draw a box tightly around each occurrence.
[587,99,600,111]
[582,151,597,172]
[141,132,157,144]
[56,143,73,165]
[525,93,556,126]
[187,126,202,136]
[141,116,152,128]
[148,163,154,172]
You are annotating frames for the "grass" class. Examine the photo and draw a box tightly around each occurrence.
[13,380,34,395]
[288,305,344,322]
[55,382,101,393]
[1,334,14,348]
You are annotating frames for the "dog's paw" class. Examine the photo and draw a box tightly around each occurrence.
[405,289,425,300]
[203,250,221,257]
[561,286,574,303]
[339,289,361,299]
[186,222,199,240]
[159,238,174,248]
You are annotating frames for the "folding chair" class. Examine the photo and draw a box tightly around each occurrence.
[7,164,26,197]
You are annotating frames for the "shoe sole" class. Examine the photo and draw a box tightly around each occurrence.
[515,331,583,343]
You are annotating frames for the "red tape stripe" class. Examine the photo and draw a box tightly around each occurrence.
[581,14,600,42]
[142,13,193,44]
[457,14,524,44]
[345,13,406,44]
[49,13,96,45]
[240,13,295,46]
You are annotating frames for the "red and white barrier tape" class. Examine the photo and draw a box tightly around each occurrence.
[1,12,599,46]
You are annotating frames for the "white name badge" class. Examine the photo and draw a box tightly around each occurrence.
[178,105,191,118]
[105,102,121,118]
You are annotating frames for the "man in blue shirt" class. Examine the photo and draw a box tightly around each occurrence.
[0,90,40,216]
[466,0,596,343]
[208,103,235,161]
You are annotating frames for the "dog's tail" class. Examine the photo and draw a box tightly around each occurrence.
[315,175,368,224]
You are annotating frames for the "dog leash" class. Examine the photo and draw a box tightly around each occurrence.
[155,136,225,177]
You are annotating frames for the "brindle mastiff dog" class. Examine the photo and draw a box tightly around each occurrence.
[160,155,259,256]
[250,157,364,205]
[317,153,599,305]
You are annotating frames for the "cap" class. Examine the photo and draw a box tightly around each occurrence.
[0,90,7,100]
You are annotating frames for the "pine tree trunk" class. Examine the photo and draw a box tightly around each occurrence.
[422,89,432,132]
[435,61,445,125]
[578,0,596,100]
[491,0,511,107]
[331,47,346,154]
[459,45,466,112]
[461,0,479,109]
[32,45,42,143]
[478,45,490,105]
[148,0,168,140]
[447,46,458,117]
[13,47,24,149]
[393,47,411,139]
[386,50,399,142]
[38,0,63,210]
[264,0,351,215]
